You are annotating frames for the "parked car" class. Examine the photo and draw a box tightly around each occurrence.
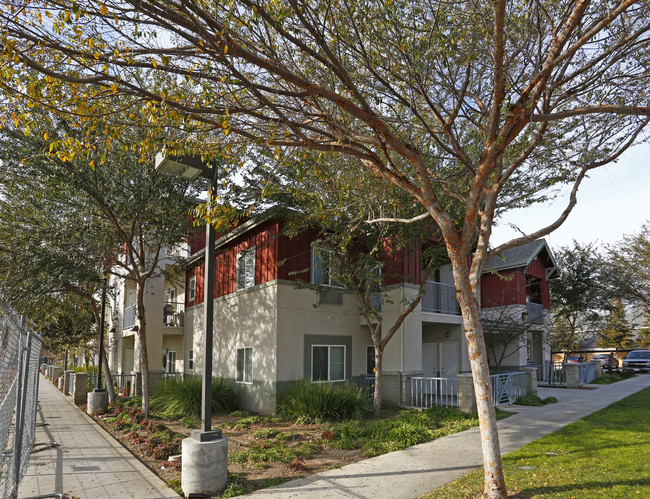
[622,350,650,371]
[591,353,619,369]
[565,355,585,363]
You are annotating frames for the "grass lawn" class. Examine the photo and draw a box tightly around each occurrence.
[426,387,650,498]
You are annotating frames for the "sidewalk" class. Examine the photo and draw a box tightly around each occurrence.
[250,375,650,498]
[17,375,179,499]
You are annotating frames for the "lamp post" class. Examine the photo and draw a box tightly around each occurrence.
[87,276,109,414]
[156,151,227,495]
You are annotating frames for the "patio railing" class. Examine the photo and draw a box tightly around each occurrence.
[410,376,458,408]
[530,363,566,386]
[490,372,526,406]
[579,362,597,384]
[421,281,461,315]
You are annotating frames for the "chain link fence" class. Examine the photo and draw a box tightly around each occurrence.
[0,294,43,498]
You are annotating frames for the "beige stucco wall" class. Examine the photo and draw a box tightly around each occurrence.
[276,282,369,381]
[185,281,279,383]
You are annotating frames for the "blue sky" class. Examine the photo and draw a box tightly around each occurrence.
[491,142,650,251]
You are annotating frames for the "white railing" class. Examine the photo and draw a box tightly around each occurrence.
[579,362,596,384]
[490,372,526,406]
[410,376,458,408]
[530,363,566,386]
[123,304,137,329]
[421,281,461,315]
[162,371,183,381]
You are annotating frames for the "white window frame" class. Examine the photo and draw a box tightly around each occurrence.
[236,347,254,384]
[311,246,345,288]
[187,349,194,371]
[189,276,196,302]
[236,247,256,291]
[311,344,346,382]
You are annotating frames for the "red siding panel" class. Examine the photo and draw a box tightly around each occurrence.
[526,257,546,280]
[481,269,526,307]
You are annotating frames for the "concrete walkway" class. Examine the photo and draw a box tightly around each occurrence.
[251,375,650,498]
[17,375,179,499]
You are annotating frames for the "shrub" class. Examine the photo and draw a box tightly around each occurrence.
[287,458,307,472]
[262,477,286,488]
[250,428,279,439]
[594,373,623,384]
[276,379,373,422]
[229,410,250,418]
[222,483,247,498]
[223,416,263,430]
[329,421,363,450]
[514,395,558,406]
[151,376,235,417]
[180,416,201,428]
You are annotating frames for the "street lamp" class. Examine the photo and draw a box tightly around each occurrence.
[155,150,220,440]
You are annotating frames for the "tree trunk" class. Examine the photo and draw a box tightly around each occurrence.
[136,281,150,416]
[451,258,507,499]
[373,342,384,414]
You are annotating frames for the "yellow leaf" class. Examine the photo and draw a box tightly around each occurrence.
[152,58,158,68]
[100,5,108,16]
[89,160,95,168]
[224,45,228,55]
[43,132,48,141]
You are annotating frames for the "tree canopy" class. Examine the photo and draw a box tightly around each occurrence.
[2,2,650,496]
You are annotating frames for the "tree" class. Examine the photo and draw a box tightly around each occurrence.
[482,304,537,372]
[262,153,449,413]
[3,3,650,495]
[598,300,634,351]
[603,225,650,317]
[0,120,201,415]
[550,243,608,357]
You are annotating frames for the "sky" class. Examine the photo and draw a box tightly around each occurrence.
[490,142,650,251]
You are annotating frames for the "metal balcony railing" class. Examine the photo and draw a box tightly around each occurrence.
[163,301,185,327]
[421,281,461,315]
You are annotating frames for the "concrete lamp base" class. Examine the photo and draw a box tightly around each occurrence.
[182,431,228,497]
[87,389,109,415]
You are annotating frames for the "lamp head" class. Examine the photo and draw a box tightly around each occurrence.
[155,151,207,180]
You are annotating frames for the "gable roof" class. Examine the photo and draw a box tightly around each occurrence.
[484,239,558,276]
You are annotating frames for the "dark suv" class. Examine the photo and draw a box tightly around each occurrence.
[622,350,650,371]
[592,353,619,369]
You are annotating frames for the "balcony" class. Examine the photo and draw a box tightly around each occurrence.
[163,301,185,327]
[123,304,137,329]
[421,281,461,315]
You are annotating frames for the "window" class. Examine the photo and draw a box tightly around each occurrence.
[166,351,177,373]
[189,276,196,302]
[236,347,253,383]
[236,247,256,291]
[312,246,344,287]
[311,345,345,382]
[187,350,194,371]
[366,345,376,375]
